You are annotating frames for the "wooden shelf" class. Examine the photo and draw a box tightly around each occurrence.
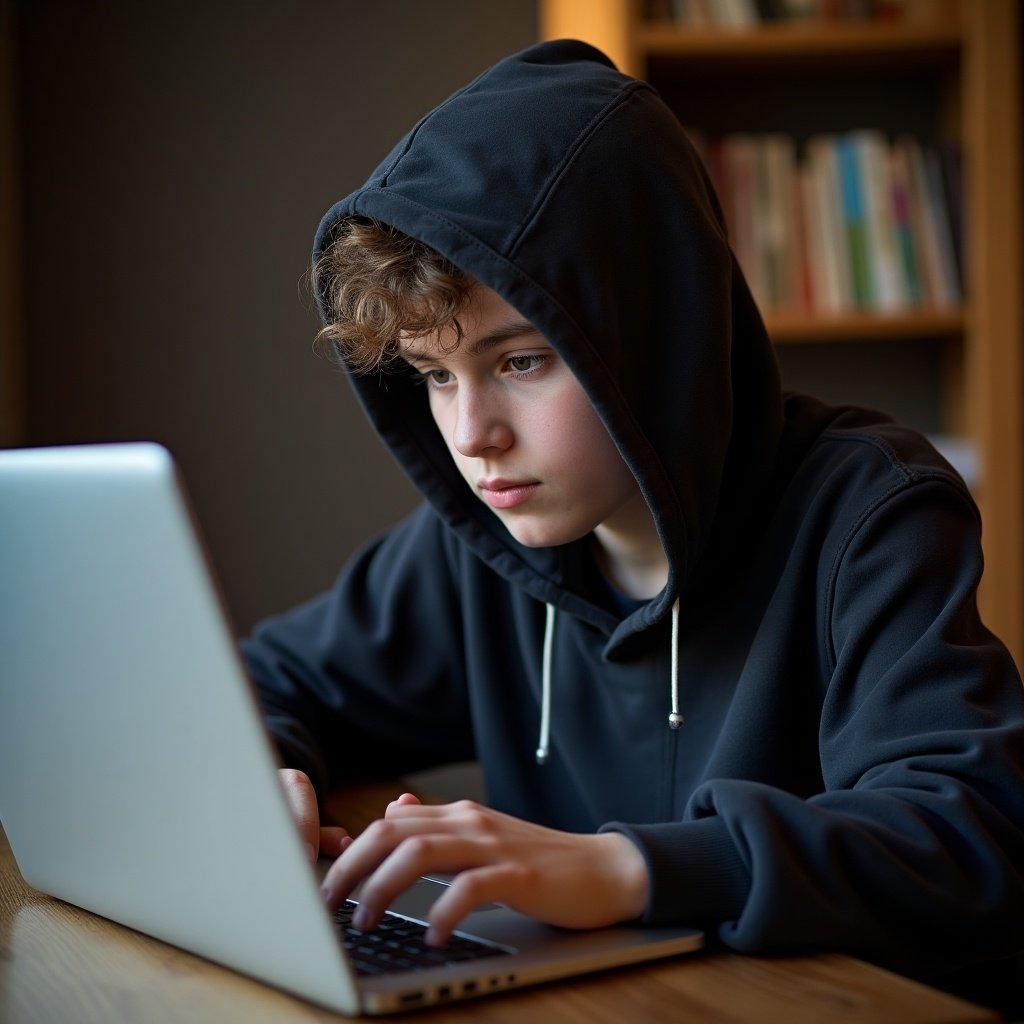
[637,19,962,64]
[766,309,965,345]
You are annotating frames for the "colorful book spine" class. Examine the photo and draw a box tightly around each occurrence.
[852,130,909,311]
[804,136,847,313]
[836,135,872,308]
[699,129,961,317]
[887,141,923,307]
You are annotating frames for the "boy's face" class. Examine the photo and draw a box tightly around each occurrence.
[399,285,644,551]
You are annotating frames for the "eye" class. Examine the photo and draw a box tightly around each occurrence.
[422,368,452,386]
[506,354,551,376]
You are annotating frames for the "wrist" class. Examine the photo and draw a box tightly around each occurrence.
[597,831,649,922]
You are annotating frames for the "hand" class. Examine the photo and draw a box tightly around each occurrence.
[318,795,649,946]
[278,768,351,863]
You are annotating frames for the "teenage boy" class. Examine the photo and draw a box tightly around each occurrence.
[243,40,1024,1011]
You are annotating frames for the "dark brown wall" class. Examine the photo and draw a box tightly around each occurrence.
[15,0,537,633]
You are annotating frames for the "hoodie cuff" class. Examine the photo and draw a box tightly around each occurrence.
[599,816,750,926]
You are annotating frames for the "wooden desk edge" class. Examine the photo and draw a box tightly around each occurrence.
[0,788,1002,1024]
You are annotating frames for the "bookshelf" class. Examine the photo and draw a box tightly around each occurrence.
[540,0,1024,666]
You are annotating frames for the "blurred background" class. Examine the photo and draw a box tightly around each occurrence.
[2,1,1021,662]
[1,0,537,635]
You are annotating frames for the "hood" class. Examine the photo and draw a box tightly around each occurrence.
[312,39,783,649]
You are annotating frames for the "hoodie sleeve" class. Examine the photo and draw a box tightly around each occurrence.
[605,477,1024,981]
[241,502,475,797]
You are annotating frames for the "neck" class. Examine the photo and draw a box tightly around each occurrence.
[593,493,668,600]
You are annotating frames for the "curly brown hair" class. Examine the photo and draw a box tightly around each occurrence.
[311,217,477,373]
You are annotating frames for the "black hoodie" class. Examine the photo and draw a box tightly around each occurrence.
[243,40,1024,1006]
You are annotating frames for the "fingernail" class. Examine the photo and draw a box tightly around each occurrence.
[304,842,316,862]
[320,885,331,903]
[353,906,370,930]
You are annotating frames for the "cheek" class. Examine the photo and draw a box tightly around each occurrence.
[552,393,630,482]
[426,390,446,429]
[426,394,457,450]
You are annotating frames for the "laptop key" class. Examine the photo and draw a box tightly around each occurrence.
[333,900,509,976]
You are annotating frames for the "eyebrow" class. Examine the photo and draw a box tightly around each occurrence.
[401,317,541,364]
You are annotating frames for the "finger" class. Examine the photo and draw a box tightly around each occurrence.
[319,804,496,908]
[354,834,486,932]
[379,799,504,837]
[278,768,321,862]
[386,792,422,815]
[319,825,351,859]
[385,798,489,821]
[323,831,479,929]
[320,817,408,908]
[426,864,525,946]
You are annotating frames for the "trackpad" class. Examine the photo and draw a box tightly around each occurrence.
[386,875,501,919]
[386,876,448,919]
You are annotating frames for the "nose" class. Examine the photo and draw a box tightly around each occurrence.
[452,385,513,458]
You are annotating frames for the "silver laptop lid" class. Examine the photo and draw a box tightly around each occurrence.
[0,443,359,1014]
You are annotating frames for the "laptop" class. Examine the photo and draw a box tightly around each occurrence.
[0,442,703,1015]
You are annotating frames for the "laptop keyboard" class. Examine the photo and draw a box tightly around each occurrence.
[333,900,510,976]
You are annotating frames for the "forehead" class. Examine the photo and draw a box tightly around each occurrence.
[399,285,543,362]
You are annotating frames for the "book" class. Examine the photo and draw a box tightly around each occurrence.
[851,130,910,311]
[805,134,854,313]
[922,145,962,306]
[938,141,964,284]
[836,135,873,308]
[794,163,817,310]
[703,129,960,316]
[887,140,923,307]
[899,134,961,308]
[707,0,760,26]
[722,134,765,307]
[761,133,801,310]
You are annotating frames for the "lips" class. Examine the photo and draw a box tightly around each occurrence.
[478,478,541,510]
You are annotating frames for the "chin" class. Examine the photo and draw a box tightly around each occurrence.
[504,519,591,549]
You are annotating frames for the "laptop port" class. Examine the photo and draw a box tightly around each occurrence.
[399,991,424,1006]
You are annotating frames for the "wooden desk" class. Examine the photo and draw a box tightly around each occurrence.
[0,783,1000,1023]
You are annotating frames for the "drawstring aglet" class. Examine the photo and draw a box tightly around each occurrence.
[668,598,683,730]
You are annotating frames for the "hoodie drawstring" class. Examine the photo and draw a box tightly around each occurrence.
[536,603,556,764]
[668,597,683,728]
[535,597,683,765]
